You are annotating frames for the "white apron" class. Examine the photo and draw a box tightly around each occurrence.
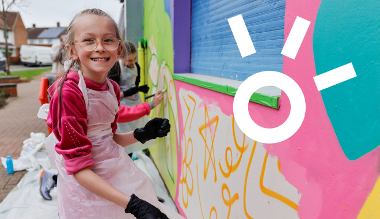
[39,71,163,219]
[118,60,154,154]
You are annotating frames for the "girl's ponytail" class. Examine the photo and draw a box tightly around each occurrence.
[57,59,78,128]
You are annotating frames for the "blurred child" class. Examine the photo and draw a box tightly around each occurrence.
[108,41,163,154]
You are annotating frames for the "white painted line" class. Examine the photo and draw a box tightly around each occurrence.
[281,16,310,59]
[313,63,357,91]
[228,14,256,58]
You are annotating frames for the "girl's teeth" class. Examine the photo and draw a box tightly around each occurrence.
[93,58,107,61]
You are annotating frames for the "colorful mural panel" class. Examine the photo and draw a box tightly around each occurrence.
[142,0,380,218]
[144,0,179,199]
[177,85,301,218]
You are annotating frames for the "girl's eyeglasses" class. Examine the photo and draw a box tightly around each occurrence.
[73,38,120,51]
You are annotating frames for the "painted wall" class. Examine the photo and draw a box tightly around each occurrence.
[143,0,380,218]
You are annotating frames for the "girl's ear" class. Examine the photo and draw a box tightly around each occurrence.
[116,43,123,59]
[66,44,79,61]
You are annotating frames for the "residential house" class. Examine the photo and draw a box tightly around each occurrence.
[28,23,66,47]
[27,24,48,45]
[0,11,28,63]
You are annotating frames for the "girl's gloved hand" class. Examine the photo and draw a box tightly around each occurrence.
[125,194,169,219]
[138,85,150,94]
[134,118,170,144]
[123,87,139,97]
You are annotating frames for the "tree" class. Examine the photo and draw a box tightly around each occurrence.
[0,0,28,75]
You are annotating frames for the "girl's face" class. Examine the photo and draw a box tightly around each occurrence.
[121,53,137,68]
[68,14,122,81]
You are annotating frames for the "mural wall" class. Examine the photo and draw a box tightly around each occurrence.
[143,0,380,218]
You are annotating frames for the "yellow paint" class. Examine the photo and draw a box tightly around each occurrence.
[196,165,205,219]
[260,152,298,211]
[199,106,218,182]
[277,159,282,173]
[209,206,217,219]
[196,165,219,219]
[244,141,257,219]
[222,183,239,219]
[219,116,249,178]
[357,177,380,219]
[137,40,145,101]
[180,96,194,209]
[188,95,196,130]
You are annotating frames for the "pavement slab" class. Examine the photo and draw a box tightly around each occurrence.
[0,72,50,203]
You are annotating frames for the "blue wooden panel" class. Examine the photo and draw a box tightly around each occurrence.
[191,0,285,80]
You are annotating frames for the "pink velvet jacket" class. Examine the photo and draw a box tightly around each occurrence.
[47,71,151,174]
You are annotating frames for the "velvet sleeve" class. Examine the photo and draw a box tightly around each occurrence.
[47,80,94,175]
[118,103,151,123]
[135,62,141,87]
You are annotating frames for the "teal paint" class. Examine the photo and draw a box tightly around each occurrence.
[313,0,380,160]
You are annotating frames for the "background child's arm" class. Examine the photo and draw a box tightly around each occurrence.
[73,167,131,208]
[113,132,138,147]
[117,104,151,123]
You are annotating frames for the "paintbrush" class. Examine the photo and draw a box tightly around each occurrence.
[145,84,167,100]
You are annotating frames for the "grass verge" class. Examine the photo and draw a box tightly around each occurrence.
[0,68,52,80]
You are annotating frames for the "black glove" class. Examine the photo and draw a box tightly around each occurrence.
[125,194,169,219]
[134,118,170,144]
[138,85,150,94]
[123,87,139,97]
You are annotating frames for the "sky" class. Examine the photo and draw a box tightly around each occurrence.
[11,0,123,28]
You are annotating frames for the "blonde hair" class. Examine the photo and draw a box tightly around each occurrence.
[58,9,123,124]
[121,41,136,58]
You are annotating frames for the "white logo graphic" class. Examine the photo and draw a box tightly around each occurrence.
[229,15,357,144]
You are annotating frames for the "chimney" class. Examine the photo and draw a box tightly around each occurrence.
[57,22,60,27]
[32,24,36,28]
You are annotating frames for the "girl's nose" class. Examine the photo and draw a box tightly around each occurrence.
[95,41,106,52]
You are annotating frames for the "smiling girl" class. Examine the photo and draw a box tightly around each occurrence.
[46,9,169,219]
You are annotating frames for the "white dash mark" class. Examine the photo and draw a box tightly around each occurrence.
[313,63,357,91]
[281,16,311,59]
[228,14,256,58]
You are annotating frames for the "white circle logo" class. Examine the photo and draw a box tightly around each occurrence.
[233,71,306,144]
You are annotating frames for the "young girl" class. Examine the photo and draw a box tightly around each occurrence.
[46,9,169,218]
[108,41,161,154]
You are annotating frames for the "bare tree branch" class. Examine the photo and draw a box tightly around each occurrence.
[6,0,16,11]
[0,0,29,75]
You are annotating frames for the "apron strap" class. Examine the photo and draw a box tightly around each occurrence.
[106,78,116,98]
[77,70,89,110]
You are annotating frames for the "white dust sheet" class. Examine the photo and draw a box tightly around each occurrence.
[0,151,183,219]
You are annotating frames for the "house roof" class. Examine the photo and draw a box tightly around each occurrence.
[0,12,19,30]
[27,28,49,39]
[38,27,67,39]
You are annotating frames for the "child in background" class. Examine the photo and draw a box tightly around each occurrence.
[46,8,169,219]
[108,41,161,154]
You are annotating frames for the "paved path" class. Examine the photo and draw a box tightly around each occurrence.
[0,65,52,74]
[0,73,49,203]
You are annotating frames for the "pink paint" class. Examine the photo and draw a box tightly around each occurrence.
[173,1,380,217]
[173,1,380,215]
[174,89,187,218]
[270,0,380,218]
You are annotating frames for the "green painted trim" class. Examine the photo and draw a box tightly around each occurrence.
[172,74,280,109]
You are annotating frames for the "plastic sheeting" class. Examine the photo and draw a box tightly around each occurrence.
[1,133,49,172]
[0,169,59,219]
[0,151,184,219]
